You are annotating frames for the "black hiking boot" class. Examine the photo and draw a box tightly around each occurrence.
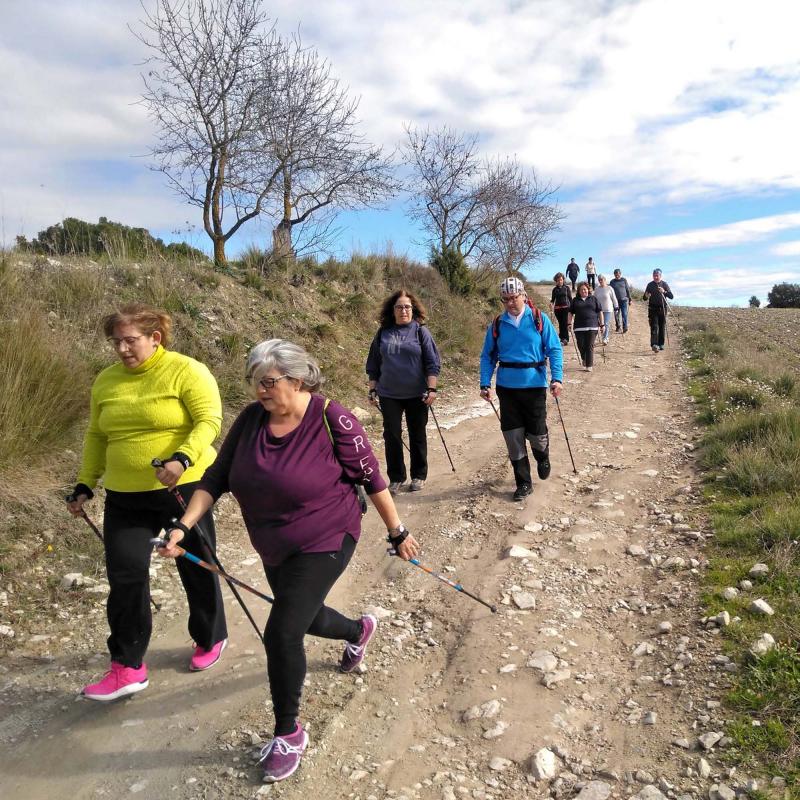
[534,452,551,480]
[513,483,532,501]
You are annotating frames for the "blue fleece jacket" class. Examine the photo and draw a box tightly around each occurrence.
[480,306,564,388]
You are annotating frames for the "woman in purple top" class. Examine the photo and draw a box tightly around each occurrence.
[158,339,419,784]
[366,290,441,495]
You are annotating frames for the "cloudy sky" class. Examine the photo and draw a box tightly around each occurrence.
[2,0,799,305]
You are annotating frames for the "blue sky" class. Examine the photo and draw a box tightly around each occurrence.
[2,0,800,306]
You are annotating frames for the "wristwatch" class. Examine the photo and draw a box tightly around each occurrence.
[386,523,409,548]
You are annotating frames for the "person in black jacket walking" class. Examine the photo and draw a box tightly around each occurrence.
[549,272,572,345]
[566,259,580,292]
[642,269,674,352]
[568,282,604,372]
[609,268,632,333]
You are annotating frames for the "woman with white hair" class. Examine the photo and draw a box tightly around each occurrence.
[158,338,418,784]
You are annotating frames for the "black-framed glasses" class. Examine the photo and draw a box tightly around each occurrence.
[255,375,290,390]
[107,335,146,349]
[394,304,413,311]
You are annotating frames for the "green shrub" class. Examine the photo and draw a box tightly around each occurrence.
[773,374,796,397]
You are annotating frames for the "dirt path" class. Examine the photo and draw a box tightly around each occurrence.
[1,306,735,800]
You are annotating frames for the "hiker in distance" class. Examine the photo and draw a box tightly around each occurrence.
[549,271,573,345]
[158,339,419,783]
[609,268,632,333]
[67,303,227,702]
[585,257,597,290]
[643,268,674,352]
[366,290,441,495]
[480,276,564,501]
[568,281,604,372]
[566,258,580,292]
[594,275,619,346]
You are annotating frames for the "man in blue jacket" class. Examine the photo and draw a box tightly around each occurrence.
[480,276,564,500]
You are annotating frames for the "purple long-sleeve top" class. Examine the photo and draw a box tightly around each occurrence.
[365,322,441,399]
[199,394,387,566]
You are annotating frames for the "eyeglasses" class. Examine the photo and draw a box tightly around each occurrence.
[501,294,522,304]
[107,335,145,349]
[255,375,290,390]
[394,304,413,311]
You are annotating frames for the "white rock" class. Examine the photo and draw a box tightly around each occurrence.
[512,592,536,610]
[698,731,723,750]
[576,780,613,800]
[627,544,648,557]
[639,469,659,478]
[463,699,501,721]
[739,579,753,591]
[482,721,508,739]
[499,663,517,673]
[364,604,393,620]
[749,563,769,578]
[657,621,673,634]
[506,545,537,559]
[709,784,736,800]
[715,610,731,627]
[698,757,712,778]
[524,522,543,533]
[61,573,85,590]
[591,432,613,439]
[0,624,14,638]
[660,556,686,570]
[530,747,558,781]
[749,598,774,616]
[527,650,558,672]
[643,711,657,725]
[350,406,372,422]
[633,787,666,800]
[489,756,512,772]
[349,769,369,782]
[749,633,776,657]
[722,587,738,601]
[542,669,571,688]
[633,642,654,657]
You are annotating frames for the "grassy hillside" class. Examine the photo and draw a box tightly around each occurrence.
[674,306,800,786]
[0,250,494,643]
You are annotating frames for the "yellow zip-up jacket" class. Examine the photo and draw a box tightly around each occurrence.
[77,345,222,493]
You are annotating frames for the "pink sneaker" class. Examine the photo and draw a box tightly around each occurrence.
[189,638,227,671]
[260,724,309,783]
[82,662,148,702]
[340,614,377,673]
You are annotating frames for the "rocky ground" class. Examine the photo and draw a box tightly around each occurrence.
[0,307,765,800]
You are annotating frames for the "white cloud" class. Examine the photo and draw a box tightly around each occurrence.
[618,212,800,255]
[771,241,800,257]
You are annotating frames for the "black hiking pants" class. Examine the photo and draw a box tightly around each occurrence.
[263,534,361,736]
[575,330,597,367]
[554,307,570,342]
[648,307,667,347]
[103,483,227,668]
[379,395,429,482]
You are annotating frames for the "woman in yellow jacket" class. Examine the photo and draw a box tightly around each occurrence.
[67,303,227,701]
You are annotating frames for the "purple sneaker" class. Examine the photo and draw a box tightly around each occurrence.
[259,724,309,783]
[340,614,377,673]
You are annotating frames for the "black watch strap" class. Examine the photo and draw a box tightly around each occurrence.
[171,452,192,470]
[167,519,191,536]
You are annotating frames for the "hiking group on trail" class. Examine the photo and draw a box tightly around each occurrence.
[64,267,673,783]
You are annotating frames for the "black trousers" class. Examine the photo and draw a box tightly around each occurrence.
[554,307,570,342]
[379,395,429,482]
[648,307,667,347]
[104,483,227,667]
[496,386,548,437]
[264,535,360,735]
[575,330,597,367]
[568,278,577,292]
[587,273,596,289]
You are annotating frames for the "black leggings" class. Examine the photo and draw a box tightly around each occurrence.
[264,534,361,735]
[104,483,227,667]
[575,330,597,367]
[554,307,570,342]
[379,395,429,482]
[648,307,667,347]
[587,273,596,289]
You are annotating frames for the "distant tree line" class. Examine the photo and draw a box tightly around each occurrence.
[15,217,207,262]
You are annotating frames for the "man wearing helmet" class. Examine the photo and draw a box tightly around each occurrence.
[479,276,564,501]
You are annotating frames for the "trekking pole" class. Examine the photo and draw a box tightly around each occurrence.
[663,296,671,348]
[388,547,496,613]
[429,405,456,472]
[372,402,412,455]
[151,459,262,639]
[487,397,501,423]
[150,538,274,605]
[553,395,578,474]
[572,335,583,367]
[65,493,161,612]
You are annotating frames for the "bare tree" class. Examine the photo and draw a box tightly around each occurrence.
[257,38,399,258]
[403,125,561,275]
[136,0,284,265]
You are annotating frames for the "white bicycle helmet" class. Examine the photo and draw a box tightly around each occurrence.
[500,276,525,296]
